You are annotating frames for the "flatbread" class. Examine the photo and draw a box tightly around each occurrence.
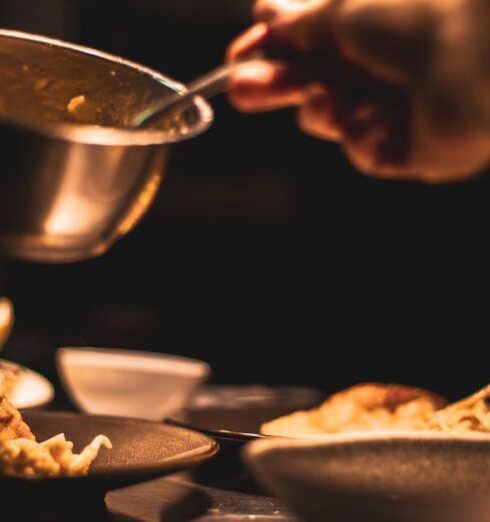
[261,383,447,438]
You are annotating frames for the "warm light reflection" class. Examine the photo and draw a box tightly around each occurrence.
[0,299,12,329]
[43,145,126,236]
[116,159,165,236]
[44,194,98,236]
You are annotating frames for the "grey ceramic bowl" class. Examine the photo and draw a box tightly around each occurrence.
[243,431,490,522]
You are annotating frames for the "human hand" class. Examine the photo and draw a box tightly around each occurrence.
[227,0,490,182]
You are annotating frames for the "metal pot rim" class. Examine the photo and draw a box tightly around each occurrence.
[0,29,214,146]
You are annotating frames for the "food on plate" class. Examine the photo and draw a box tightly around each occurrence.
[428,384,490,432]
[0,396,111,478]
[0,396,34,442]
[261,382,490,438]
[261,383,447,437]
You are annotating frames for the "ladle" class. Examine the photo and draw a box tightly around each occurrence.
[131,58,256,129]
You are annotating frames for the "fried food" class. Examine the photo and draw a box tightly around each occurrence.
[261,383,448,438]
[0,433,111,478]
[0,395,111,478]
[0,396,34,442]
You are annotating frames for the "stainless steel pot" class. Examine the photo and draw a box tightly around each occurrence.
[0,30,213,263]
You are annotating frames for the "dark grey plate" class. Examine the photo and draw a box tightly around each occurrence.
[1,411,219,504]
[167,385,325,488]
[169,385,326,442]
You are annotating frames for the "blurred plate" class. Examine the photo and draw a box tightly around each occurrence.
[244,431,490,522]
[167,385,325,490]
[1,411,219,507]
[0,359,54,409]
[169,385,326,442]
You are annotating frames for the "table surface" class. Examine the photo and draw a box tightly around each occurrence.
[12,470,295,522]
[4,375,317,521]
[106,471,297,522]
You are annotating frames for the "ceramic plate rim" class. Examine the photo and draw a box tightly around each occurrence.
[244,428,490,459]
[56,346,211,377]
[166,385,326,442]
[0,358,54,409]
[166,417,266,442]
[1,411,220,484]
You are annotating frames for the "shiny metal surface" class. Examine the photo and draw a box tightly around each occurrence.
[0,297,14,352]
[133,61,238,129]
[132,53,263,128]
[0,30,213,263]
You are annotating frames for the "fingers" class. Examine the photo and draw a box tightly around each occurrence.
[229,60,412,178]
[229,59,309,112]
[297,84,343,141]
[227,0,337,62]
[254,0,293,24]
[254,0,322,25]
[254,0,337,53]
[226,0,340,115]
[340,85,412,178]
[296,66,377,142]
[226,23,271,62]
[225,0,413,178]
[297,76,411,178]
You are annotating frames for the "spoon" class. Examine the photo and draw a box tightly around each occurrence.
[131,57,259,129]
[0,298,14,353]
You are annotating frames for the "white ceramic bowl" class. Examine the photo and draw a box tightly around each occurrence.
[56,347,210,421]
[0,359,55,409]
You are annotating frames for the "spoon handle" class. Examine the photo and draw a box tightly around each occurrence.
[131,59,254,129]
[186,62,236,101]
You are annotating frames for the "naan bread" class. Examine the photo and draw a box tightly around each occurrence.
[0,396,34,442]
[261,383,447,438]
[0,395,111,478]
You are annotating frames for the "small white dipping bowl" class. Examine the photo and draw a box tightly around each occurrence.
[56,347,210,421]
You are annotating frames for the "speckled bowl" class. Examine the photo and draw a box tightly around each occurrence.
[243,431,490,522]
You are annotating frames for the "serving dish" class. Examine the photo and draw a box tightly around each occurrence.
[2,410,219,513]
[243,431,490,522]
[0,29,213,263]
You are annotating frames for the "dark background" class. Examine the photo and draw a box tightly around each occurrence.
[1,0,489,405]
